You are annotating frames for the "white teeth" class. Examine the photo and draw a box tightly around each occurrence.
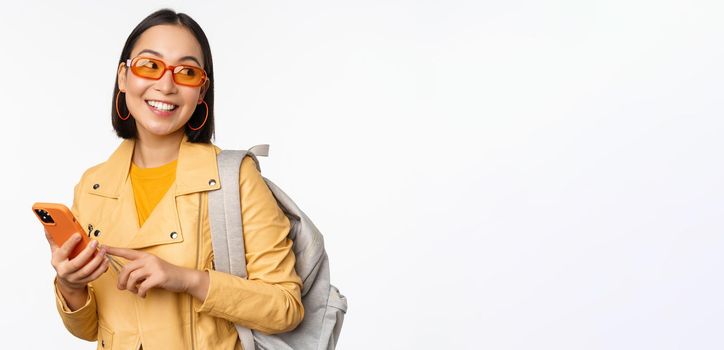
[146,100,177,111]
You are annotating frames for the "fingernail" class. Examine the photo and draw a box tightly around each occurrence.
[91,240,98,248]
[74,234,81,241]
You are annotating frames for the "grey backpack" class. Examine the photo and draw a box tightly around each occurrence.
[208,145,347,350]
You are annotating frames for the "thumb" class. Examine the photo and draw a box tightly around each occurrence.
[57,232,82,261]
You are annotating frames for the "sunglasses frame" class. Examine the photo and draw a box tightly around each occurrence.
[125,55,209,87]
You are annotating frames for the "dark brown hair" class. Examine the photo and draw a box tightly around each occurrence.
[112,8,215,143]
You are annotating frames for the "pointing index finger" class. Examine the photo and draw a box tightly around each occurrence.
[104,246,143,261]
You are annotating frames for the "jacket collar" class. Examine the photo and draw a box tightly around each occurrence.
[89,134,221,198]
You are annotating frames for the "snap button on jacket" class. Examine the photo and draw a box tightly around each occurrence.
[53,135,304,350]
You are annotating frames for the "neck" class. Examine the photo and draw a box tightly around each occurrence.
[132,128,184,168]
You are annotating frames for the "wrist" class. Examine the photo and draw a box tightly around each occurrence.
[56,276,86,295]
[185,269,210,301]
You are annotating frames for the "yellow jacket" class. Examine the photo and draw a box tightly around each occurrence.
[52,135,304,350]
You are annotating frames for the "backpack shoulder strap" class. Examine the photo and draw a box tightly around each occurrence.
[208,144,268,276]
[209,149,250,278]
[208,145,269,350]
[248,144,269,157]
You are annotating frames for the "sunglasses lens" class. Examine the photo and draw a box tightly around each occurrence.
[131,57,164,79]
[173,66,205,86]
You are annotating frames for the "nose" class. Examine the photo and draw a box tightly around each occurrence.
[154,69,178,93]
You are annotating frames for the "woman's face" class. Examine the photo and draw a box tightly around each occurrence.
[117,24,209,139]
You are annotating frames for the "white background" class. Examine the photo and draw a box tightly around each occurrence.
[1,1,722,349]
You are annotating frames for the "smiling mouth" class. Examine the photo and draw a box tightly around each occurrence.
[145,99,178,111]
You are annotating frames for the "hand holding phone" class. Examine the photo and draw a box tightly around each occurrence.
[33,203,111,292]
[44,230,110,291]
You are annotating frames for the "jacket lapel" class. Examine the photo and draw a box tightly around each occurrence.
[86,135,221,250]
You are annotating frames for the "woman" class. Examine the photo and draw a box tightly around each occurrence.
[45,9,304,350]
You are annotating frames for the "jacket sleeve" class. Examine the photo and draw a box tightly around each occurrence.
[52,179,99,341]
[195,155,305,334]
[53,277,98,341]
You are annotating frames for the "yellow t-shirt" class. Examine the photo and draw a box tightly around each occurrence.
[130,159,177,227]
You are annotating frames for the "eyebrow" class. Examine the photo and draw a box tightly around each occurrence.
[136,49,202,67]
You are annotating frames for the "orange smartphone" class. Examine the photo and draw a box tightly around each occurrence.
[32,202,89,259]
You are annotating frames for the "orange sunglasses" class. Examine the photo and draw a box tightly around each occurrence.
[126,56,208,87]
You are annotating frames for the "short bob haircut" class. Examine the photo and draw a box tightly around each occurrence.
[112,8,215,143]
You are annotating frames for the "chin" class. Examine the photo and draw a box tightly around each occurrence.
[137,120,183,137]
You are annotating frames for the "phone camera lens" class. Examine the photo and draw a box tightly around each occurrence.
[35,209,55,224]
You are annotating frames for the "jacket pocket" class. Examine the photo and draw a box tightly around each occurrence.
[96,323,114,350]
[319,284,347,349]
